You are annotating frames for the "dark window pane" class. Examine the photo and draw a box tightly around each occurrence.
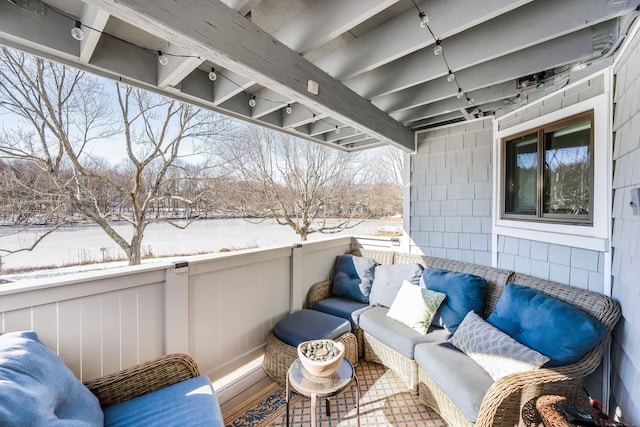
[505,134,537,215]
[543,121,591,216]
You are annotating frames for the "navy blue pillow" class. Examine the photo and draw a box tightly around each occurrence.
[332,254,376,303]
[487,283,606,366]
[421,268,486,333]
[369,263,424,307]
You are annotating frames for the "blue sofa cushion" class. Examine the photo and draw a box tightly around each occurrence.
[487,283,606,366]
[421,268,487,333]
[312,296,372,328]
[359,306,451,359]
[274,309,352,347]
[332,254,377,303]
[369,263,424,307]
[415,342,494,423]
[104,375,223,427]
[0,331,103,426]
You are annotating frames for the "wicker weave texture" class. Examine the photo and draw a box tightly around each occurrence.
[83,353,200,408]
[307,279,332,309]
[263,330,358,387]
[363,332,418,392]
[357,248,396,265]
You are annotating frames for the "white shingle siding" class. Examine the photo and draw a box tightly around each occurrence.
[412,118,493,265]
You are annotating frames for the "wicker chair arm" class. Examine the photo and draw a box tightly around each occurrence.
[474,342,606,427]
[83,353,201,408]
[307,279,332,308]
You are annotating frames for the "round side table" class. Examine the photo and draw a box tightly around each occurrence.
[286,358,360,427]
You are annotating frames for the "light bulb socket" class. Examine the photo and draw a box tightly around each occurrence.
[447,70,455,82]
[157,51,169,65]
[433,40,442,55]
[285,104,293,114]
[208,68,217,81]
[71,21,84,41]
[419,12,429,28]
[249,96,256,107]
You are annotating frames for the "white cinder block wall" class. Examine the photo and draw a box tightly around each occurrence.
[610,23,640,425]
[411,118,493,265]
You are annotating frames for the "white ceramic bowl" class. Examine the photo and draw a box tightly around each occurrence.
[297,339,345,377]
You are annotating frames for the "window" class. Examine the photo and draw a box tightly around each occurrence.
[502,111,593,225]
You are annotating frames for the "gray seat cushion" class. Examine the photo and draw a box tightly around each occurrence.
[312,296,372,328]
[359,306,451,359]
[414,342,494,423]
[273,309,352,347]
[369,263,423,307]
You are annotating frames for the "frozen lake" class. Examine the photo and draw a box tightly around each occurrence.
[0,218,401,271]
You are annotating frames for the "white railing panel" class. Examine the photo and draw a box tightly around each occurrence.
[0,266,168,381]
[0,237,379,383]
[188,248,292,378]
[296,238,352,310]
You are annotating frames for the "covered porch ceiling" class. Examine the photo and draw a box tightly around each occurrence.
[1,0,638,152]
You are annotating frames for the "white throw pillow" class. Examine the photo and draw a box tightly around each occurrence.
[450,311,550,381]
[386,280,446,334]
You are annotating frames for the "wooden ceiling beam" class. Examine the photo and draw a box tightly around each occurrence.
[83,0,415,151]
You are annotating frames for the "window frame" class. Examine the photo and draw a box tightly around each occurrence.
[500,110,594,225]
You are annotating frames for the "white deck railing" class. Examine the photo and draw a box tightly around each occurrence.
[0,235,395,382]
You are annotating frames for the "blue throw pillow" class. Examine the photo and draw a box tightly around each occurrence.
[332,254,376,303]
[369,263,424,307]
[421,268,486,333]
[487,283,606,366]
[0,331,103,426]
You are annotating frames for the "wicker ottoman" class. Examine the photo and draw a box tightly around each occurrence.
[263,309,358,386]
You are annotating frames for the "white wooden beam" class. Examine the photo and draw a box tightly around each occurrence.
[212,69,253,105]
[346,0,633,99]
[219,0,263,16]
[409,111,464,130]
[313,0,532,80]
[371,27,602,113]
[0,1,77,59]
[272,0,398,55]
[83,0,415,150]
[157,45,203,89]
[78,5,109,63]
[391,81,518,123]
[250,87,290,118]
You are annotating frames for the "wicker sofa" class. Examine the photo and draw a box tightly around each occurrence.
[307,248,621,427]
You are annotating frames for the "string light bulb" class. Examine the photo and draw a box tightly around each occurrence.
[457,88,464,99]
[208,68,217,81]
[467,97,474,105]
[418,11,429,28]
[285,104,293,114]
[248,96,256,107]
[157,51,169,66]
[447,70,455,82]
[335,126,340,134]
[71,21,84,41]
[433,40,442,55]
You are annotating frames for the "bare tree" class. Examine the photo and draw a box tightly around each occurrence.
[0,48,231,265]
[218,125,367,241]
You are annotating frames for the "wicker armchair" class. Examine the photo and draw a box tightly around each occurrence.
[83,353,201,408]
